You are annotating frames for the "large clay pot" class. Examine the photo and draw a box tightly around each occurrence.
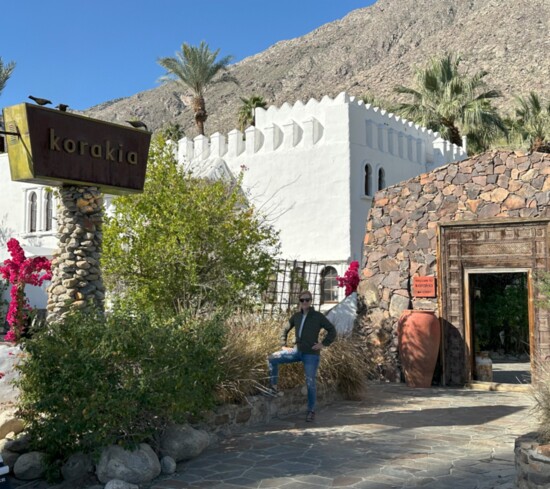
[398,310,441,388]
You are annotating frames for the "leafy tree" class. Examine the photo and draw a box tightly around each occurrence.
[394,54,506,153]
[511,92,550,153]
[0,57,15,97]
[238,95,267,132]
[158,41,237,136]
[103,136,279,315]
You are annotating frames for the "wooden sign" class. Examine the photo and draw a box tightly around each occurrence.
[413,276,437,298]
[2,103,151,195]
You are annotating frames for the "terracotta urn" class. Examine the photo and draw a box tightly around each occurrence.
[398,310,441,388]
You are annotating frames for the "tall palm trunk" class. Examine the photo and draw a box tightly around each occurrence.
[192,95,208,136]
[447,124,463,147]
[532,136,545,153]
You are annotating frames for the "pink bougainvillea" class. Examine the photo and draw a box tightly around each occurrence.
[337,261,360,297]
[336,261,360,297]
[0,238,51,342]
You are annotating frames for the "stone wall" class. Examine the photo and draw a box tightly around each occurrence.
[515,432,550,488]
[358,151,550,382]
[196,384,341,436]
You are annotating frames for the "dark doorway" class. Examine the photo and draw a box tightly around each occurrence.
[468,272,531,384]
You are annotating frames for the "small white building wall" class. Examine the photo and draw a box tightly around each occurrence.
[0,153,58,310]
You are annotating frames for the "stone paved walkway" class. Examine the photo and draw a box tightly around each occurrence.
[150,383,538,489]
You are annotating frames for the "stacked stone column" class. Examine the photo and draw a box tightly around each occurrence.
[47,185,105,322]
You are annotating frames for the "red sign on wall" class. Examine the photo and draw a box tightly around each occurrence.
[413,276,437,298]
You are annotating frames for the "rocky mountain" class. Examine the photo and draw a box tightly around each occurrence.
[84,0,550,138]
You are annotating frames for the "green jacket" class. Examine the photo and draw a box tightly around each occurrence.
[281,308,337,355]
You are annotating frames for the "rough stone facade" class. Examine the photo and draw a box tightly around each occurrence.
[47,185,105,321]
[358,151,550,384]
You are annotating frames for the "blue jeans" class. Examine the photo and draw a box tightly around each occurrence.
[268,348,321,412]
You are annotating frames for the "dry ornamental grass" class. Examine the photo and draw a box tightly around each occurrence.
[216,312,375,403]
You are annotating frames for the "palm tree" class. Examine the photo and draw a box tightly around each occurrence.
[158,41,237,136]
[238,95,267,132]
[0,57,16,98]
[394,54,506,152]
[512,92,550,152]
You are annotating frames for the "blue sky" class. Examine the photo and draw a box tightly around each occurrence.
[1,0,376,111]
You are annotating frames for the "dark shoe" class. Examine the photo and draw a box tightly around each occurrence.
[305,411,315,422]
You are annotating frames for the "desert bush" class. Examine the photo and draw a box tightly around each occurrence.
[217,312,374,402]
[15,307,224,462]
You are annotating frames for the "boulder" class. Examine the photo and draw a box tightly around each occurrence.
[61,452,94,482]
[159,423,210,462]
[4,432,31,453]
[0,438,20,469]
[160,455,176,475]
[0,408,23,440]
[96,443,161,484]
[105,479,139,489]
[13,451,46,480]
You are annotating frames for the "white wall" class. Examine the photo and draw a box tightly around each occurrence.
[0,153,57,310]
[179,94,356,263]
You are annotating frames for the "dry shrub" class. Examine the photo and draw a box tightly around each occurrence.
[531,357,550,442]
[217,312,375,403]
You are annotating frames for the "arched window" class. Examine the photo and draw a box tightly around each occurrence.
[44,192,53,231]
[321,267,339,304]
[364,164,372,196]
[378,168,386,191]
[28,192,38,233]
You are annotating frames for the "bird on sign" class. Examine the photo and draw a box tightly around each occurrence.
[28,95,52,106]
[55,104,69,112]
[126,120,148,131]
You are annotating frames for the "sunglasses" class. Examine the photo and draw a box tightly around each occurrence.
[299,298,311,303]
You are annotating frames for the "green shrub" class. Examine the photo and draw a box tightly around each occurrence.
[15,308,224,461]
[217,313,374,402]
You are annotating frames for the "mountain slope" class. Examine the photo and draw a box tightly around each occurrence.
[84,0,550,137]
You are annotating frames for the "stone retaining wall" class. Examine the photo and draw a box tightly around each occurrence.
[195,384,341,435]
[515,432,550,488]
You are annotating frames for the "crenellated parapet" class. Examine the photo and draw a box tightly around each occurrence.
[177,91,467,167]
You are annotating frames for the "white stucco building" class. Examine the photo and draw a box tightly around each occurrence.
[0,91,466,311]
[177,92,467,305]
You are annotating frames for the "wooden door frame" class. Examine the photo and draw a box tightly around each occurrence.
[463,267,534,383]
[438,218,550,385]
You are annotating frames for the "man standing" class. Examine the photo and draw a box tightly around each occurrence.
[267,290,337,422]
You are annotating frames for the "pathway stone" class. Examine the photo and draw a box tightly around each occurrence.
[147,383,537,489]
